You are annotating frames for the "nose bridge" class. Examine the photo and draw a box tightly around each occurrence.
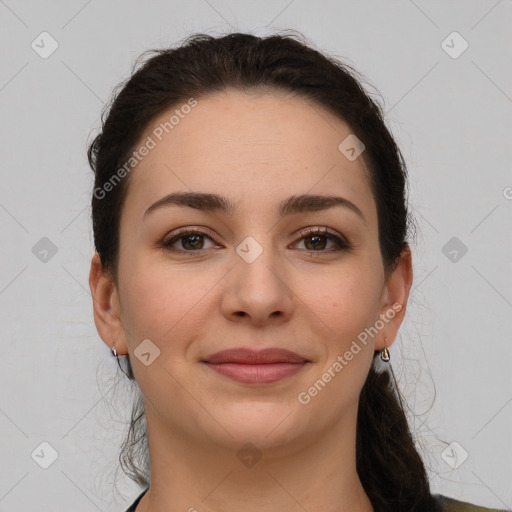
[234,231,281,286]
[224,229,293,321]
[229,201,275,261]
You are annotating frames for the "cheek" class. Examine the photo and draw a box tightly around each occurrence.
[299,276,378,410]
[120,266,206,393]
[119,260,215,345]
[300,266,381,341]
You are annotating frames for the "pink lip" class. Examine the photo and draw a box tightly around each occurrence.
[204,348,307,364]
[202,348,309,384]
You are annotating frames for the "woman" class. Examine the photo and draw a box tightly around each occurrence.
[87,32,508,512]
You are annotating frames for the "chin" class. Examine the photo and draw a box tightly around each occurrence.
[205,406,307,452]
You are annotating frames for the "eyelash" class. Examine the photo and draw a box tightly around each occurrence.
[161,227,352,256]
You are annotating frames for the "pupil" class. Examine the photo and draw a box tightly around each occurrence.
[309,235,325,250]
[186,235,202,249]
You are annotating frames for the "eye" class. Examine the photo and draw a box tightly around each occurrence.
[293,228,351,254]
[161,227,352,255]
[161,228,220,253]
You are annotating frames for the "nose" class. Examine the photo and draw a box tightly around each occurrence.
[220,242,294,326]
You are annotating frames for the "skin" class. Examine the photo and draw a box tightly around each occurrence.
[89,89,413,512]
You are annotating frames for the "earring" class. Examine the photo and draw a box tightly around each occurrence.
[380,346,390,362]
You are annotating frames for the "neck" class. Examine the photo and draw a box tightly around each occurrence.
[135,403,374,512]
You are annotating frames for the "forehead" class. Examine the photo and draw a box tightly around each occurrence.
[122,89,376,225]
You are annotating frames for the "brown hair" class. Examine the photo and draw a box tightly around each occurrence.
[88,31,442,511]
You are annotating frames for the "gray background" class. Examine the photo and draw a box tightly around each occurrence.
[1,1,511,511]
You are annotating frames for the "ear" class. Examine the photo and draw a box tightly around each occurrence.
[374,244,413,352]
[88,253,129,355]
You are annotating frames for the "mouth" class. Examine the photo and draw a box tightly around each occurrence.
[201,348,310,384]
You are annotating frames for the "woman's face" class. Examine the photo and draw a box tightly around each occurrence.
[91,89,411,454]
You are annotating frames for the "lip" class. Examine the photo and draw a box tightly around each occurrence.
[203,348,308,364]
[202,348,309,384]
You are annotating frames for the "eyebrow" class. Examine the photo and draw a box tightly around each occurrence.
[143,192,365,223]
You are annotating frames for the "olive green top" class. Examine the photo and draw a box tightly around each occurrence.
[433,494,510,511]
[124,488,510,511]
